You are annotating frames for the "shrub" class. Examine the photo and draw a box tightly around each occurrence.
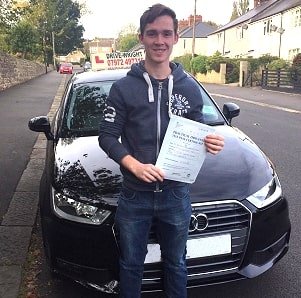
[267,59,289,70]
[289,53,301,86]
[191,55,207,74]
[173,54,192,72]
[225,59,240,83]
[257,54,279,68]
[292,53,301,70]
[206,51,225,73]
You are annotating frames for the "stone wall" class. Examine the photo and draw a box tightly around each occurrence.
[0,51,47,91]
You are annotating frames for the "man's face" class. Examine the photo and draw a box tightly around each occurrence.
[139,15,178,65]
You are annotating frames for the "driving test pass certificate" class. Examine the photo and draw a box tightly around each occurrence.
[155,115,215,184]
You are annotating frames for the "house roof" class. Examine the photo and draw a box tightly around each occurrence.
[210,0,300,34]
[180,22,216,38]
[252,0,301,22]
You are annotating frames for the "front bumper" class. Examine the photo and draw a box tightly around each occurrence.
[41,197,290,293]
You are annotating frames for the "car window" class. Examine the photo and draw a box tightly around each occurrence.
[198,86,224,124]
[61,79,224,137]
[63,81,113,136]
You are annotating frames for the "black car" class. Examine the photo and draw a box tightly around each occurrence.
[28,69,291,295]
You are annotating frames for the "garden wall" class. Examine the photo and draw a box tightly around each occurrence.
[0,51,47,91]
[195,63,226,84]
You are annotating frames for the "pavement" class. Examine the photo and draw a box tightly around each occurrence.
[0,74,67,298]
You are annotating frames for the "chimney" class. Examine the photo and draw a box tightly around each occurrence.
[178,15,203,32]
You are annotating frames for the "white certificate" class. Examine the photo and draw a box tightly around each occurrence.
[155,115,214,183]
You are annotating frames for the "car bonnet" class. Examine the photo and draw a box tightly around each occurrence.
[189,125,274,202]
[53,126,274,205]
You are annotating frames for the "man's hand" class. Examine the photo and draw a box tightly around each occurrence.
[204,134,224,155]
[121,155,164,183]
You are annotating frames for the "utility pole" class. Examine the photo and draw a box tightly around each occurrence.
[52,31,56,70]
[192,0,197,57]
[43,21,48,73]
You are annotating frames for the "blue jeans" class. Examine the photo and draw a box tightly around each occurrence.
[115,185,192,298]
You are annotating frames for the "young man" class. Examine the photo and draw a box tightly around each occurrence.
[99,4,224,297]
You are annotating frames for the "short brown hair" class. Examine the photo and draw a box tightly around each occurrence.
[140,3,178,35]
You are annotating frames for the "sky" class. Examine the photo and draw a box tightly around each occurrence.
[79,0,253,40]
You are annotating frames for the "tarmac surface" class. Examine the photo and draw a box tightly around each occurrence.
[0,72,67,298]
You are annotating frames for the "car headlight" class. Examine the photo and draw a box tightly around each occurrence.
[246,174,282,208]
[51,187,111,225]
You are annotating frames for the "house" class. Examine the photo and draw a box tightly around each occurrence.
[171,22,217,60]
[83,38,115,57]
[57,50,86,64]
[207,0,301,61]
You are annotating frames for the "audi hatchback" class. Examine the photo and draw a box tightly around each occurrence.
[28,69,291,295]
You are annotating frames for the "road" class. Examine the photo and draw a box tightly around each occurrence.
[1,75,300,297]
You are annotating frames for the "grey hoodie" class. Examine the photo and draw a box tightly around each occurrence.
[99,61,204,191]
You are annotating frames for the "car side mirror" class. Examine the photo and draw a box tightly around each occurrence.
[222,102,240,124]
[28,116,54,140]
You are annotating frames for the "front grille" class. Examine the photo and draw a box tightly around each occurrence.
[143,201,251,283]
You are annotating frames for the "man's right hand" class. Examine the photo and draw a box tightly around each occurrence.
[121,155,164,183]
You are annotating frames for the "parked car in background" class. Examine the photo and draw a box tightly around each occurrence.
[83,61,92,72]
[59,62,73,74]
[28,69,291,295]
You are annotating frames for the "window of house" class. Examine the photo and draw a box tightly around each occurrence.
[90,47,98,54]
[293,8,301,27]
[236,27,244,39]
[264,19,273,35]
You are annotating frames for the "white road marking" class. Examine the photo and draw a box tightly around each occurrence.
[211,93,301,114]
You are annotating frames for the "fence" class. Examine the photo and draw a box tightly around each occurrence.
[261,69,301,92]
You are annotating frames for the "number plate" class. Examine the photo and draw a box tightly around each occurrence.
[144,234,231,264]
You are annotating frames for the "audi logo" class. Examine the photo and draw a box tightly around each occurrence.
[189,213,208,232]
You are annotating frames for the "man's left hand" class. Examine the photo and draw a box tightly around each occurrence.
[205,134,224,155]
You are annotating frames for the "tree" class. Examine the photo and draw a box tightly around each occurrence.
[116,24,139,51]
[0,0,26,51]
[0,0,23,30]
[45,0,84,55]
[230,0,250,21]
[12,0,85,60]
[1,0,85,61]
[9,20,39,59]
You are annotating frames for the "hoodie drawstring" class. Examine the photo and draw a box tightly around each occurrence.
[143,72,154,102]
[167,74,173,118]
[143,72,174,118]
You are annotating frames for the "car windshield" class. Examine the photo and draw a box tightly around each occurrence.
[62,81,113,137]
[61,79,225,138]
